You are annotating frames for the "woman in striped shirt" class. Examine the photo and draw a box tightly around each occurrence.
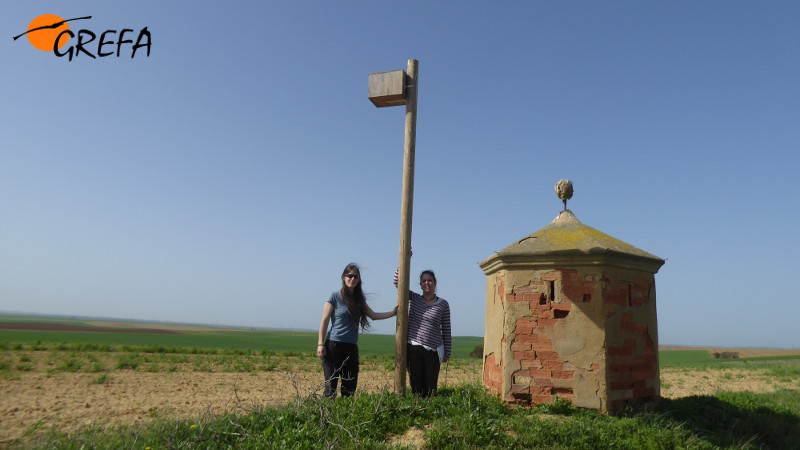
[395,268,452,396]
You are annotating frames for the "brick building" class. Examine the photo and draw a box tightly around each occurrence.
[479,207,665,412]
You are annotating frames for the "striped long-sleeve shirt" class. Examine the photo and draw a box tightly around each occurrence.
[394,270,452,359]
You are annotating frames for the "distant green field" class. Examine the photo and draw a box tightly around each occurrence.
[658,350,715,367]
[659,350,800,369]
[2,316,794,366]
[0,316,484,358]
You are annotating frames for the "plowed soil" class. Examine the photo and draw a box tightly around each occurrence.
[0,356,479,444]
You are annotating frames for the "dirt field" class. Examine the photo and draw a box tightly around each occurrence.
[0,357,480,444]
[2,348,800,445]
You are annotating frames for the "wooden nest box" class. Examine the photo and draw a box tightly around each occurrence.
[368,70,407,107]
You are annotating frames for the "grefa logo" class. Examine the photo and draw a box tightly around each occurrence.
[13,14,151,61]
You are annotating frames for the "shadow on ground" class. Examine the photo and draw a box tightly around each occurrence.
[653,390,800,449]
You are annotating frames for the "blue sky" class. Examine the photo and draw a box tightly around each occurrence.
[2,2,799,348]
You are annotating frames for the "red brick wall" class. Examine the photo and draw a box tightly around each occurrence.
[605,279,659,411]
[484,268,659,412]
[501,269,596,405]
[483,352,503,394]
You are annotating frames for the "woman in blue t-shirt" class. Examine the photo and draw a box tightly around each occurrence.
[317,263,397,397]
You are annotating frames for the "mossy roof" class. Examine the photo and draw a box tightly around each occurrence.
[479,210,665,274]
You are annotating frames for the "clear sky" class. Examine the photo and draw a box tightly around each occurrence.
[2,2,799,348]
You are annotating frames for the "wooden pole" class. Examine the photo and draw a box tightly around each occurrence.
[395,59,418,395]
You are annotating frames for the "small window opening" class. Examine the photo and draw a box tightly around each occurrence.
[552,387,573,396]
[538,293,547,305]
[548,281,555,302]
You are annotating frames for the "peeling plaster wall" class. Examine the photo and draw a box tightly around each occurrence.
[483,272,505,392]
[482,266,660,413]
[545,268,607,411]
[483,272,504,362]
[483,268,610,407]
[501,269,608,408]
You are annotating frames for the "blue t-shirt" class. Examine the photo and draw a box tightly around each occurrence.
[325,291,358,345]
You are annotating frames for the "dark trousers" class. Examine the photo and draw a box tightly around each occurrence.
[322,340,359,398]
[407,343,440,397]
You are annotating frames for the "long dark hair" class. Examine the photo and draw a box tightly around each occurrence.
[340,263,370,331]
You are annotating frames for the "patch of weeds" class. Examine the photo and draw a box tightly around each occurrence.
[16,363,34,371]
[88,362,106,373]
[262,361,278,371]
[58,357,83,372]
[18,353,32,363]
[30,341,48,351]
[193,362,212,372]
[11,343,24,350]
[95,373,109,384]
[168,354,189,364]
[190,347,218,355]
[22,420,48,437]
[143,345,169,354]
[145,364,162,373]
[223,348,251,356]
[230,360,256,373]
[116,354,140,370]
[0,361,9,371]
[536,396,577,415]
[167,364,179,373]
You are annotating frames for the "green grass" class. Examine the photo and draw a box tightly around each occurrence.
[11,384,800,449]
